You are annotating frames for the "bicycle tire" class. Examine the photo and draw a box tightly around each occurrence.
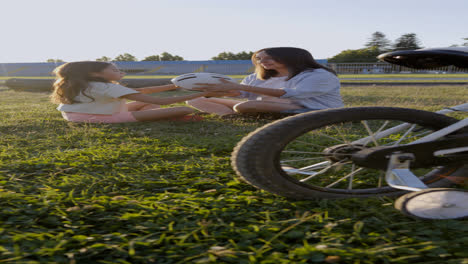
[231,107,467,199]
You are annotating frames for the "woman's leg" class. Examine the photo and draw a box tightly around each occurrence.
[186,97,242,116]
[126,101,160,111]
[233,101,303,113]
[130,107,195,122]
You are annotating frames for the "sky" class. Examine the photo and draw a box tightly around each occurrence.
[1,0,467,62]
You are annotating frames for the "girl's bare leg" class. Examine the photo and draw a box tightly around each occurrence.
[140,104,160,110]
[131,107,194,121]
[234,101,303,113]
[126,101,160,111]
[186,97,243,116]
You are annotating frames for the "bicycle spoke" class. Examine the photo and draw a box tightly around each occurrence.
[406,130,432,140]
[282,168,319,176]
[298,161,331,171]
[282,151,328,155]
[326,167,364,188]
[280,157,326,163]
[281,161,331,176]
[299,161,349,182]
[378,171,384,187]
[347,164,356,190]
[333,126,351,144]
[292,139,330,148]
[363,121,390,147]
[314,132,345,144]
[392,124,416,145]
[361,121,379,146]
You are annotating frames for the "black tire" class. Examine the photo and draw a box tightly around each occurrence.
[231,107,467,199]
[394,188,468,220]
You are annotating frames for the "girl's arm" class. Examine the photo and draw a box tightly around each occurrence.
[121,91,226,105]
[194,79,286,97]
[133,84,178,94]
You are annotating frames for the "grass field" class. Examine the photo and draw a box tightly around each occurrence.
[0,85,467,263]
[338,74,468,78]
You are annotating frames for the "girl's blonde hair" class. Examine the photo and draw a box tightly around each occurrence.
[50,61,112,104]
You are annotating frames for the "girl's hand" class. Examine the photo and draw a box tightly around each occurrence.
[192,78,242,92]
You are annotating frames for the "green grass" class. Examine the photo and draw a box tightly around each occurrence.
[338,74,468,78]
[340,79,468,83]
[0,85,467,263]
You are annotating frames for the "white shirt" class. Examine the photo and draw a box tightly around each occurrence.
[240,69,343,109]
[253,76,293,104]
[57,82,140,115]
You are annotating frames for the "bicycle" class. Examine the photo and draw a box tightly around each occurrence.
[231,47,468,220]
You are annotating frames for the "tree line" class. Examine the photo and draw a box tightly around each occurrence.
[46,51,255,63]
[94,51,254,62]
[328,33,467,63]
[46,34,467,63]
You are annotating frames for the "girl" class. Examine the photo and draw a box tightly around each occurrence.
[51,61,223,123]
[187,47,344,116]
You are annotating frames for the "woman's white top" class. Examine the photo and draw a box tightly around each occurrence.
[251,76,293,104]
[240,68,344,109]
[57,82,139,115]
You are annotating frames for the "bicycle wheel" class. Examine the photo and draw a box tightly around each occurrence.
[232,107,467,199]
[394,188,468,220]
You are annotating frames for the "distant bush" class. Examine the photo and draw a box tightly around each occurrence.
[328,46,381,63]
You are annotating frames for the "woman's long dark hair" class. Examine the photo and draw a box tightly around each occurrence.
[50,61,113,104]
[252,47,337,80]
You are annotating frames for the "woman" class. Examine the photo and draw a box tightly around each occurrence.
[186,47,344,116]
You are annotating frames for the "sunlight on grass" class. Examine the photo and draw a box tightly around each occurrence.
[0,85,467,263]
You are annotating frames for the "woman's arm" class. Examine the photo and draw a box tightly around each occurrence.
[133,84,178,94]
[193,79,286,97]
[238,85,285,97]
[121,91,227,105]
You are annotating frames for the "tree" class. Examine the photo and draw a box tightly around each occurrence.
[46,59,64,63]
[142,55,160,61]
[212,51,254,60]
[392,33,423,51]
[365,31,391,52]
[96,56,112,62]
[114,53,137,61]
[159,52,183,61]
[142,52,183,61]
[462,38,468,46]
[328,46,381,63]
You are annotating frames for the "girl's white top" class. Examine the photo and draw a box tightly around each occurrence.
[57,82,139,115]
[240,68,344,109]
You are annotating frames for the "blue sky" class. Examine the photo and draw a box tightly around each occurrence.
[1,0,467,62]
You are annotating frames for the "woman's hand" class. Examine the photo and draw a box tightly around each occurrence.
[192,78,242,92]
